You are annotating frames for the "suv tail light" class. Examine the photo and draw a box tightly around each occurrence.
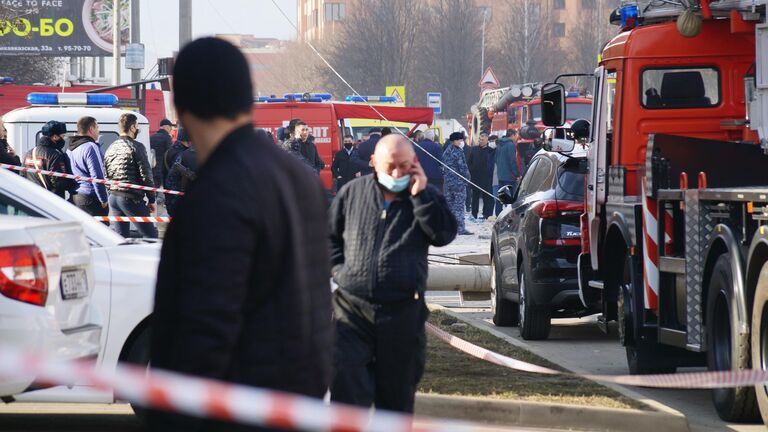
[0,245,48,306]
[531,200,583,219]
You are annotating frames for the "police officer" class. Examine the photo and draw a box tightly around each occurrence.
[23,120,77,198]
[442,132,472,235]
[329,134,457,413]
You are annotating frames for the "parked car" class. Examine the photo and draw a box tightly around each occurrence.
[0,215,101,397]
[0,167,158,407]
[489,148,594,340]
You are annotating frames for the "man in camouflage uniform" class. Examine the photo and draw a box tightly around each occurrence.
[442,132,472,235]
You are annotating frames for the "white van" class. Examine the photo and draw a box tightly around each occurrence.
[2,93,154,167]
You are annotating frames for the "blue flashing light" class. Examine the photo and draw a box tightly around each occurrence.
[26,92,119,106]
[620,4,638,29]
[0,77,14,83]
[255,96,269,103]
[566,91,580,98]
[344,95,398,103]
[266,97,288,103]
[27,93,58,105]
[283,92,333,101]
[86,94,119,105]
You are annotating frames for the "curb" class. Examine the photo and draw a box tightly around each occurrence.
[426,304,691,431]
[415,393,689,432]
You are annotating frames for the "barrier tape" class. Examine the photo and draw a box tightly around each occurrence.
[94,216,172,223]
[0,347,480,432]
[425,322,768,389]
[0,163,184,196]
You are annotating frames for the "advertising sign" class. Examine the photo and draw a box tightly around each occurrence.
[0,0,130,56]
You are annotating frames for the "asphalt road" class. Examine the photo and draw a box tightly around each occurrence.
[426,292,766,432]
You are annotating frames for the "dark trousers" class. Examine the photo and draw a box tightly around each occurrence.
[471,182,494,219]
[331,289,428,413]
[108,195,158,239]
[497,180,518,215]
[73,193,108,217]
[465,185,471,211]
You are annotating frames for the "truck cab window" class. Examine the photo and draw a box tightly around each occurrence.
[641,67,720,109]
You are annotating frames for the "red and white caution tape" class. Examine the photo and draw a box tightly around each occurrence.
[425,322,768,389]
[1,163,184,196]
[95,216,172,223]
[0,346,479,432]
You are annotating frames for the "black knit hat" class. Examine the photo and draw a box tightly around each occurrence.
[449,132,465,141]
[42,120,67,137]
[173,37,253,120]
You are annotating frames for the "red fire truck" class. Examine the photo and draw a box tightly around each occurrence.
[252,95,435,190]
[541,0,768,423]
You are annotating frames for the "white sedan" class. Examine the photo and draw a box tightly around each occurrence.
[0,215,101,397]
[0,168,158,405]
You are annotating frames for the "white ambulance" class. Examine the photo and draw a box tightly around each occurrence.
[2,92,154,167]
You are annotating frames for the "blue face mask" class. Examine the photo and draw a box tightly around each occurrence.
[378,172,411,193]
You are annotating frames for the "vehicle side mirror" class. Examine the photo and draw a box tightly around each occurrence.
[541,83,566,127]
[497,184,516,205]
[542,127,576,153]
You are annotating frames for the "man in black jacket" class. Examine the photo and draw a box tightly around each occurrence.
[0,120,20,166]
[148,37,332,432]
[329,134,457,413]
[331,134,366,191]
[150,118,175,188]
[281,121,325,175]
[467,132,495,220]
[104,113,157,238]
[22,120,77,198]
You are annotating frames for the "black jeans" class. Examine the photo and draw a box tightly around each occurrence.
[331,289,428,413]
[73,193,108,217]
[471,182,494,219]
[108,195,158,238]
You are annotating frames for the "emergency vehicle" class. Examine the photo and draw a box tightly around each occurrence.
[541,0,768,423]
[252,94,435,190]
[3,93,154,168]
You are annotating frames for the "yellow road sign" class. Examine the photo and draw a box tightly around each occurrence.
[386,85,406,105]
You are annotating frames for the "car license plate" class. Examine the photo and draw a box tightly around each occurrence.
[61,269,88,300]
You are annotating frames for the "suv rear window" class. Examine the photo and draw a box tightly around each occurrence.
[555,158,586,201]
[641,67,720,109]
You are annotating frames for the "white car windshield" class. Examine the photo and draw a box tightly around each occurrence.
[0,168,126,247]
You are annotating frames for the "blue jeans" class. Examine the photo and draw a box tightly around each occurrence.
[108,195,158,239]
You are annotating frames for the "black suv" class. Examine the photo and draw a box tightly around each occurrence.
[489,150,595,340]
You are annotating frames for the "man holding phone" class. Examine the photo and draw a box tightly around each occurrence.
[328,134,457,413]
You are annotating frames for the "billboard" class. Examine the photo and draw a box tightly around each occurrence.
[0,0,130,56]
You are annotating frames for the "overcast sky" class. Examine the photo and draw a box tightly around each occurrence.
[109,0,297,83]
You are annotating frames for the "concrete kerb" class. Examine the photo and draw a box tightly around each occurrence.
[426,303,690,432]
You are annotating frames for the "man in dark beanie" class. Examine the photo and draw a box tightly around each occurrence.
[148,37,332,431]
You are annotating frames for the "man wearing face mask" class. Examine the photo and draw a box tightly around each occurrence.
[442,132,472,235]
[331,134,366,191]
[329,134,457,413]
[23,120,77,198]
[104,113,157,238]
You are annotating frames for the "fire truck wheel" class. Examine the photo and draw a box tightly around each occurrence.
[491,253,519,326]
[619,254,676,374]
[707,254,760,422]
[751,260,768,424]
[518,263,551,340]
[470,106,491,145]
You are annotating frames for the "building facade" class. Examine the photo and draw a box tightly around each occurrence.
[297,0,351,42]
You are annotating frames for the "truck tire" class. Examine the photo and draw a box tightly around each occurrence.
[518,263,551,340]
[706,254,760,422]
[751,261,768,424]
[619,254,676,374]
[470,105,491,145]
[491,253,519,326]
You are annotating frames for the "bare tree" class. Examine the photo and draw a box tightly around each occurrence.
[260,41,329,96]
[322,0,426,97]
[418,0,484,120]
[489,0,564,84]
[570,0,620,79]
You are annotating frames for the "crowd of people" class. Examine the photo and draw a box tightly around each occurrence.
[0,112,201,237]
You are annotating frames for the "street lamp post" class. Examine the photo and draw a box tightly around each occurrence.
[481,8,488,79]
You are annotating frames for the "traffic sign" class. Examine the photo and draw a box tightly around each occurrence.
[125,43,145,70]
[386,85,406,104]
[478,67,499,88]
[427,92,442,114]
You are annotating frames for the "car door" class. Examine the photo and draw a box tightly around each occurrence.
[498,158,540,289]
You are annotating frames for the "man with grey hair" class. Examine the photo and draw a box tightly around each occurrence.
[329,134,456,413]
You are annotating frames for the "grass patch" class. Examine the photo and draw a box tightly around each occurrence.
[418,309,648,410]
